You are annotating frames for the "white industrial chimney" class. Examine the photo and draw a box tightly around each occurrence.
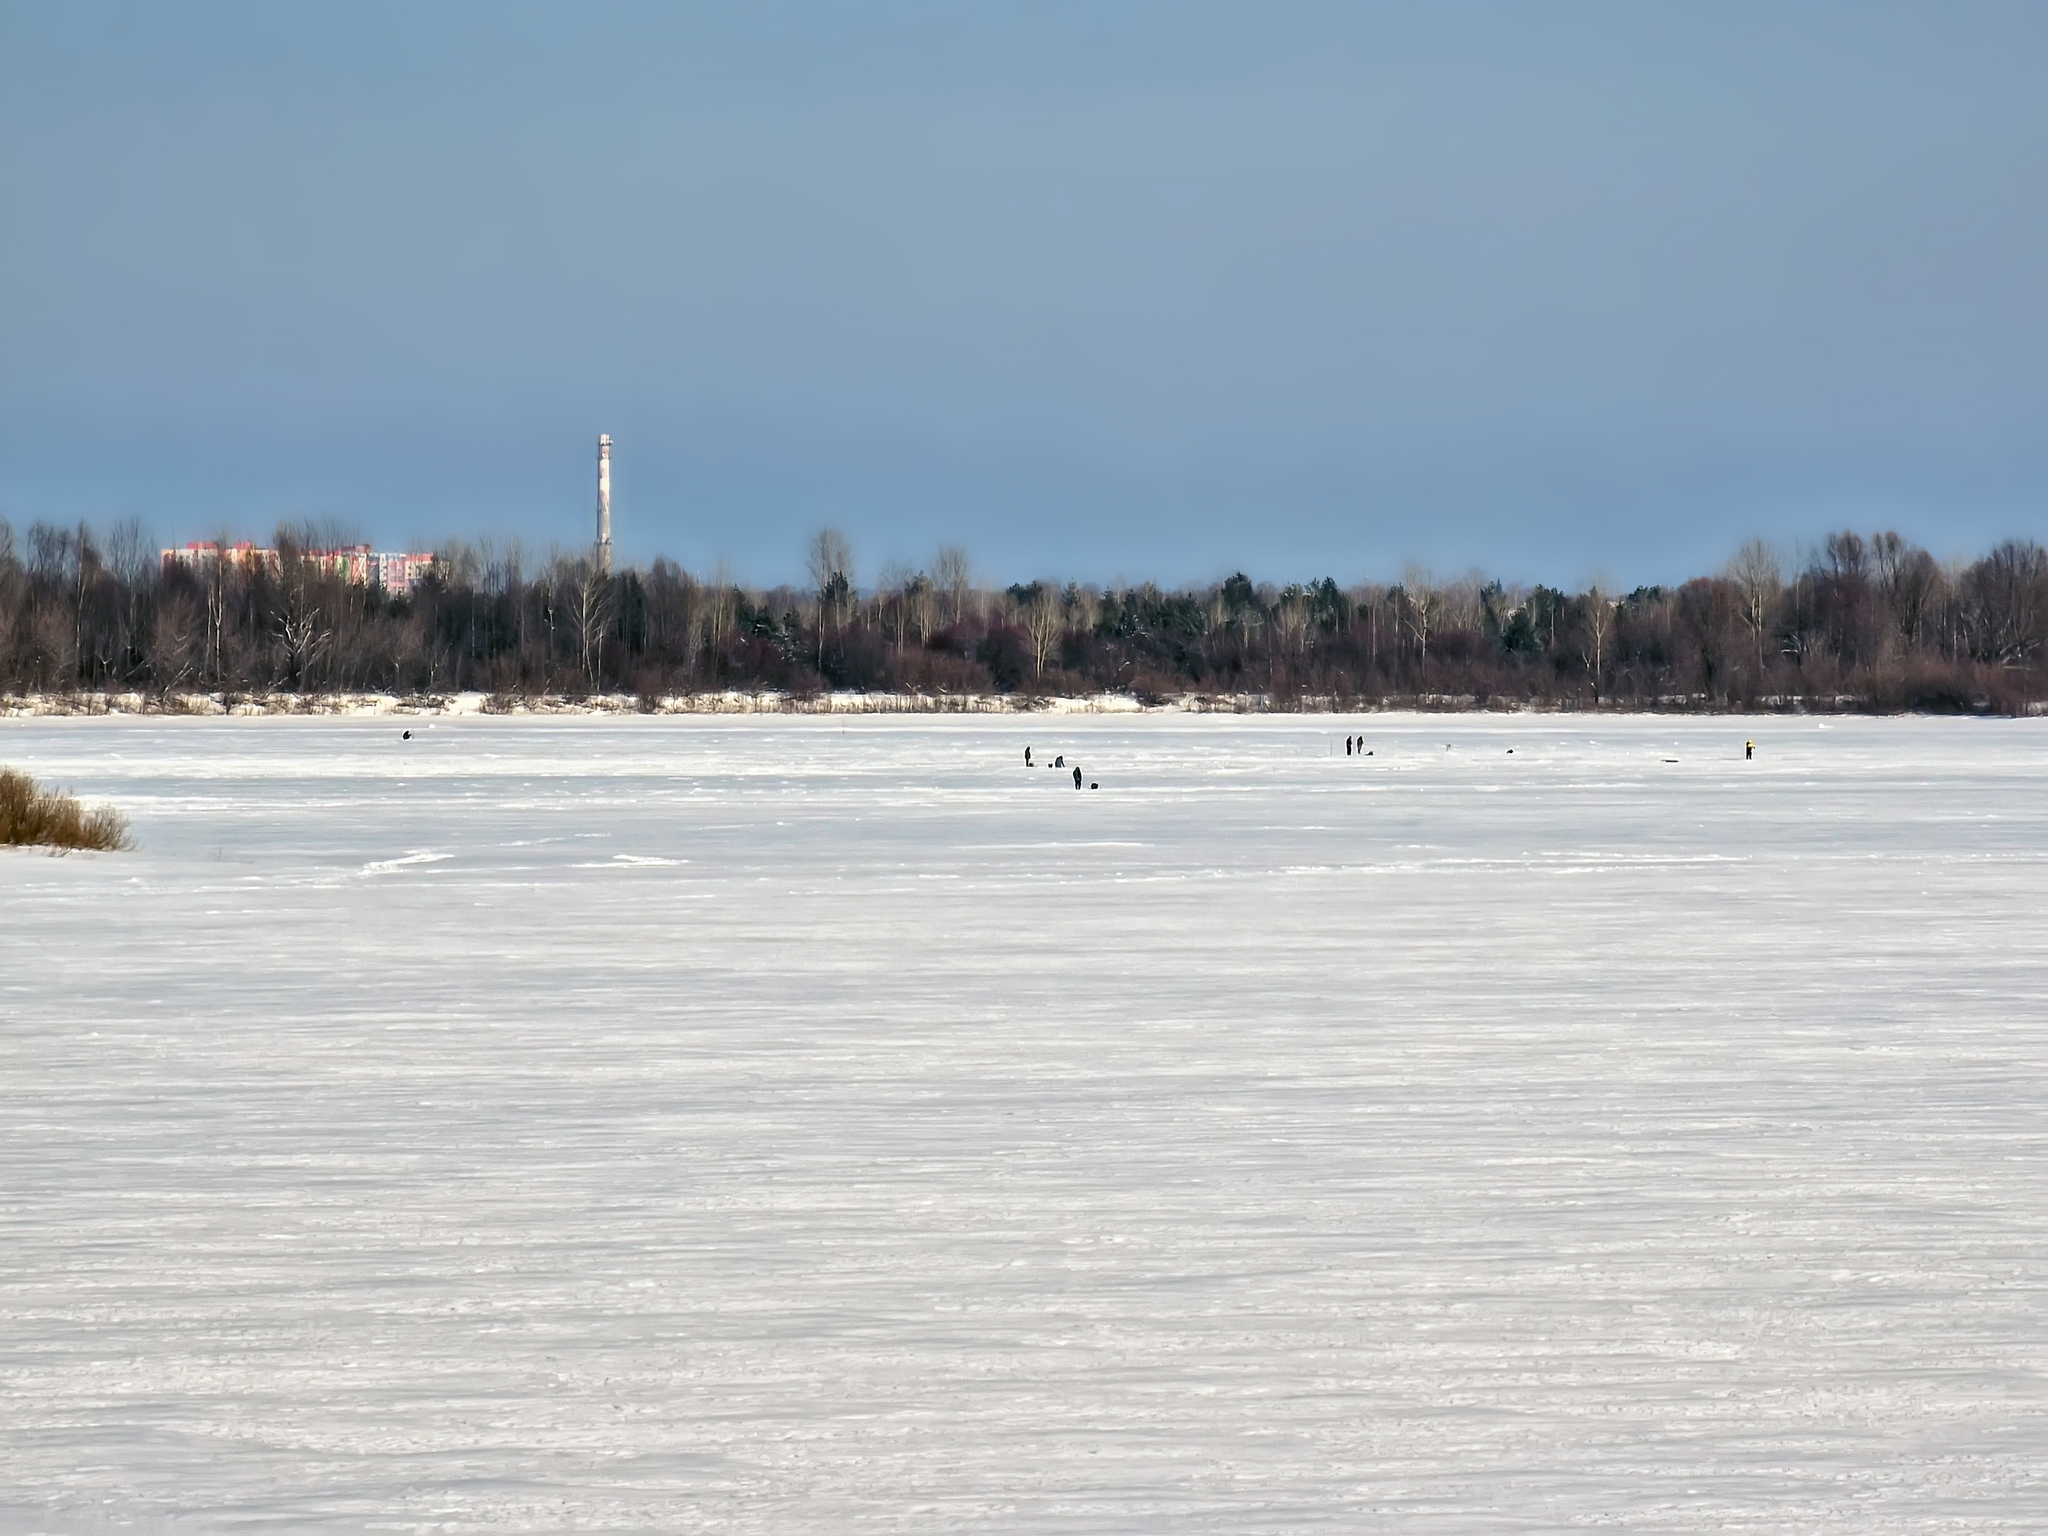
[596,434,613,575]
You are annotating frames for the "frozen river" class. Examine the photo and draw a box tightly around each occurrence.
[3,713,2045,1533]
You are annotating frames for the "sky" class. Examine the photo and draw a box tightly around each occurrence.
[3,2,2046,590]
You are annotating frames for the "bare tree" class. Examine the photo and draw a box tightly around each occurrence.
[1400,565,1442,686]
[278,606,329,687]
[1066,583,1100,639]
[188,529,241,686]
[807,528,854,612]
[59,523,100,689]
[1025,584,1062,675]
[0,522,22,682]
[875,560,912,653]
[1963,539,2048,664]
[1823,530,1868,583]
[1273,589,1312,655]
[807,527,854,667]
[567,559,615,690]
[270,530,333,690]
[1872,530,1939,650]
[1728,539,1781,680]
[1347,582,1385,674]
[1578,583,1614,698]
[934,545,971,625]
[644,556,696,671]
[104,519,152,589]
[705,562,737,664]
[145,592,199,693]
[1441,574,1487,637]
[903,571,937,649]
[1203,590,1229,640]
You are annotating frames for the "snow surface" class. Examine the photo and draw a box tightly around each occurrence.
[3,714,2046,1533]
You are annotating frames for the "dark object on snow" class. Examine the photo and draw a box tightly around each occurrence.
[402,730,412,740]
[1090,782,1098,790]
[1024,746,1032,766]
[1055,755,1064,768]
[1073,766,1083,788]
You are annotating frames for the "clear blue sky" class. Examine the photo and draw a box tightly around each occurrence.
[3,1,2045,588]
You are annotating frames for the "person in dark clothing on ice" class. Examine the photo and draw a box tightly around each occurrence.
[1073,766,1083,789]
[1024,746,1032,766]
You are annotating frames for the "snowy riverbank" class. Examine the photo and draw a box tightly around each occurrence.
[5,687,1284,717]
[6,687,2038,717]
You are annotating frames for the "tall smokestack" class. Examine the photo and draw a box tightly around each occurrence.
[596,434,613,575]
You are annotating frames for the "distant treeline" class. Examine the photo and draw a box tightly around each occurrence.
[2,518,2044,712]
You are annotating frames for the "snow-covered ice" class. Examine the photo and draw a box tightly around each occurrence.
[3,714,2045,1533]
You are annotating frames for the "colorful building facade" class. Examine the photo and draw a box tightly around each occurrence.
[160,543,438,596]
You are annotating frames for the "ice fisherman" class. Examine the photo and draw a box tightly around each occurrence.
[1745,739,1754,760]
[1024,746,1032,766]
[1073,765,1083,789]
[1345,735,1353,755]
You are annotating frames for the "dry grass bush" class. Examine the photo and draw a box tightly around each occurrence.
[0,768,133,852]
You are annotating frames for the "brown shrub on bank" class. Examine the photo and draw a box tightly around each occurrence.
[0,768,133,852]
